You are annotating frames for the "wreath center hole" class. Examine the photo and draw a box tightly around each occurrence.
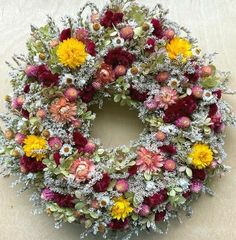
[90,101,143,148]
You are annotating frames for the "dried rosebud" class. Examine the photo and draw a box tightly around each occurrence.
[84,141,96,154]
[64,87,79,102]
[120,26,134,40]
[156,72,169,82]
[155,131,166,141]
[36,109,46,119]
[192,85,203,98]
[163,28,175,40]
[200,65,213,77]
[115,179,129,193]
[138,204,150,217]
[15,133,26,145]
[175,116,191,128]
[4,129,14,140]
[114,65,127,77]
[164,159,176,172]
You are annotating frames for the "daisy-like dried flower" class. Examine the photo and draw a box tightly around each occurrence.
[155,86,178,110]
[50,97,77,123]
[136,147,164,173]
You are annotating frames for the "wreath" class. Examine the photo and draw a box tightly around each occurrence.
[0,0,235,239]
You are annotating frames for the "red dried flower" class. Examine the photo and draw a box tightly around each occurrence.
[53,193,75,208]
[143,189,168,208]
[53,152,61,166]
[155,211,166,222]
[93,173,111,192]
[85,39,96,56]
[151,18,163,38]
[128,165,138,176]
[20,155,45,173]
[129,87,148,102]
[192,169,206,181]
[59,28,71,42]
[100,10,124,28]
[145,38,156,52]
[159,145,177,155]
[78,85,96,103]
[164,95,197,123]
[104,47,135,69]
[95,63,115,86]
[108,218,129,230]
[73,131,88,149]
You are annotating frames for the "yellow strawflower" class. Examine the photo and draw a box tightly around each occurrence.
[188,143,213,169]
[110,196,133,221]
[166,37,192,62]
[23,135,47,161]
[57,38,87,69]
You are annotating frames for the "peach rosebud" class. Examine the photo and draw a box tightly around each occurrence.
[15,133,26,145]
[4,129,14,140]
[84,141,96,154]
[200,66,212,77]
[115,179,129,193]
[92,81,102,90]
[72,119,82,128]
[164,159,176,171]
[64,87,78,102]
[138,204,150,216]
[175,116,191,128]
[50,39,59,48]
[163,28,175,40]
[120,26,134,40]
[155,131,166,141]
[192,85,203,99]
[114,65,127,77]
[156,72,169,83]
[91,199,99,209]
[145,99,158,111]
[36,109,46,119]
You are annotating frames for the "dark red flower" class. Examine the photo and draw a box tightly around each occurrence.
[129,87,148,102]
[108,218,129,230]
[192,169,206,181]
[20,108,30,119]
[93,173,111,192]
[26,65,59,87]
[185,66,200,83]
[209,103,218,118]
[59,28,71,42]
[183,190,192,199]
[155,211,166,222]
[145,38,156,52]
[151,18,163,38]
[128,165,138,176]
[104,47,135,69]
[20,155,45,173]
[164,95,197,123]
[23,84,30,93]
[159,145,177,155]
[53,192,75,208]
[144,189,168,209]
[53,152,61,166]
[37,65,59,87]
[78,85,96,103]
[73,131,88,149]
[86,39,96,56]
[100,10,124,28]
[213,90,222,100]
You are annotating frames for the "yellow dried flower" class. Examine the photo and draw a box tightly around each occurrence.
[57,38,87,69]
[166,37,192,62]
[188,143,213,169]
[23,135,47,161]
[110,196,133,221]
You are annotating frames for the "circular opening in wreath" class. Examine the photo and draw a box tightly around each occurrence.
[90,101,143,148]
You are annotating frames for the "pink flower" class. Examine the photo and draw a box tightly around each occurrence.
[155,87,178,110]
[115,179,129,193]
[136,147,163,173]
[48,136,63,150]
[69,157,95,182]
[137,204,150,216]
[75,28,89,42]
[190,180,203,193]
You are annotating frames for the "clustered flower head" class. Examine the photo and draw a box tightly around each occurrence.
[0,0,235,239]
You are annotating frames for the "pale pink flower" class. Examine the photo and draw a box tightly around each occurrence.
[155,86,178,110]
[136,147,163,173]
[69,157,95,182]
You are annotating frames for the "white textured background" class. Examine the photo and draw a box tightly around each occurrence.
[0,0,236,240]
